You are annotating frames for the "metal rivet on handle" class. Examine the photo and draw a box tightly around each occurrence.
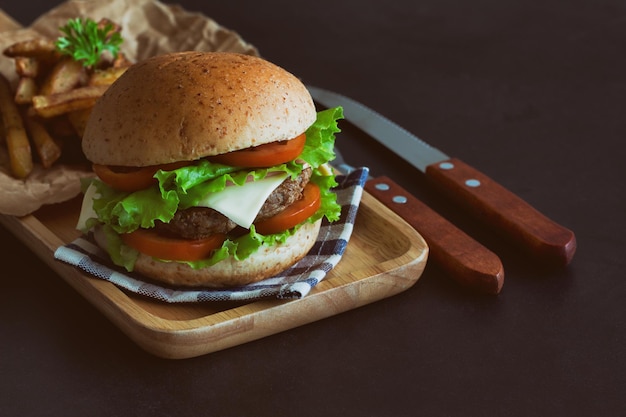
[374,183,390,191]
[465,179,481,187]
[439,162,454,170]
[392,195,408,204]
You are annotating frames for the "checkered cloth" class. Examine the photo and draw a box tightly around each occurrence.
[54,167,368,303]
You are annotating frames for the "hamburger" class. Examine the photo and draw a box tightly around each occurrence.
[76,51,343,288]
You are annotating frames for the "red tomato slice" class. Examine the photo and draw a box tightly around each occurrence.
[121,228,226,262]
[254,183,321,235]
[209,133,306,168]
[93,161,188,192]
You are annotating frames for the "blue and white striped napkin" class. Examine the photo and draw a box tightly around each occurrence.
[54,167,368,303]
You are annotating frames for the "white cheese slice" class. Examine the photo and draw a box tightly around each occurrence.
[196,172,289,229]
[76,182,100,232]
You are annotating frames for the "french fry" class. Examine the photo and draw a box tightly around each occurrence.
[14,57,40,78]
[31,85,108,118]
[88,66,129,86]
[3,37,56,59]
[0,73,33,178]
[67,107,93,137]
[96,17,122,34]
[24,116,62,168]
[39,57,86,95]
[14,77,38,104]
[112,52,132,69]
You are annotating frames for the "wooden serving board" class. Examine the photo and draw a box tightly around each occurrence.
[0,191,428,359]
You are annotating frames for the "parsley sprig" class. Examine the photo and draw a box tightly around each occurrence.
[55,17,123,68]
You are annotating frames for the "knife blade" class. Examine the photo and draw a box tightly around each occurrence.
[333,150,504,294]
[310,86,576,267]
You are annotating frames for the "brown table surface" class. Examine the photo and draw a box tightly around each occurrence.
[1,1,623,416]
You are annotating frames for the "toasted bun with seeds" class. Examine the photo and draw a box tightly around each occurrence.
[82,51,316,167]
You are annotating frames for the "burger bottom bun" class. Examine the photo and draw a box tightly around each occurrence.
[95,220,321,288]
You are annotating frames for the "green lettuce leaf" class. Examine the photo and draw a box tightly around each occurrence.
[300,106,341,168]
[159,161,304,210]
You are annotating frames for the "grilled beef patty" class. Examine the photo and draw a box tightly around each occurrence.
[156,167,312,239]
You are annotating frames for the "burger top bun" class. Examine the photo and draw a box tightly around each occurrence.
[82,51,317,167]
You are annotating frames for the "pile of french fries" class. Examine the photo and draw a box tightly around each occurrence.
[0,19,131,179]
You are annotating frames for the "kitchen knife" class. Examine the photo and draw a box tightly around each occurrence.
[334,150,504,295]
[309,86,576,267]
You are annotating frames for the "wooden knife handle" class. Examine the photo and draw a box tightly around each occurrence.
[365,176,504,295]
[425,158,577,267]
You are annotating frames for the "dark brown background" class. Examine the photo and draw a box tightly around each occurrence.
[1,1,624,416]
